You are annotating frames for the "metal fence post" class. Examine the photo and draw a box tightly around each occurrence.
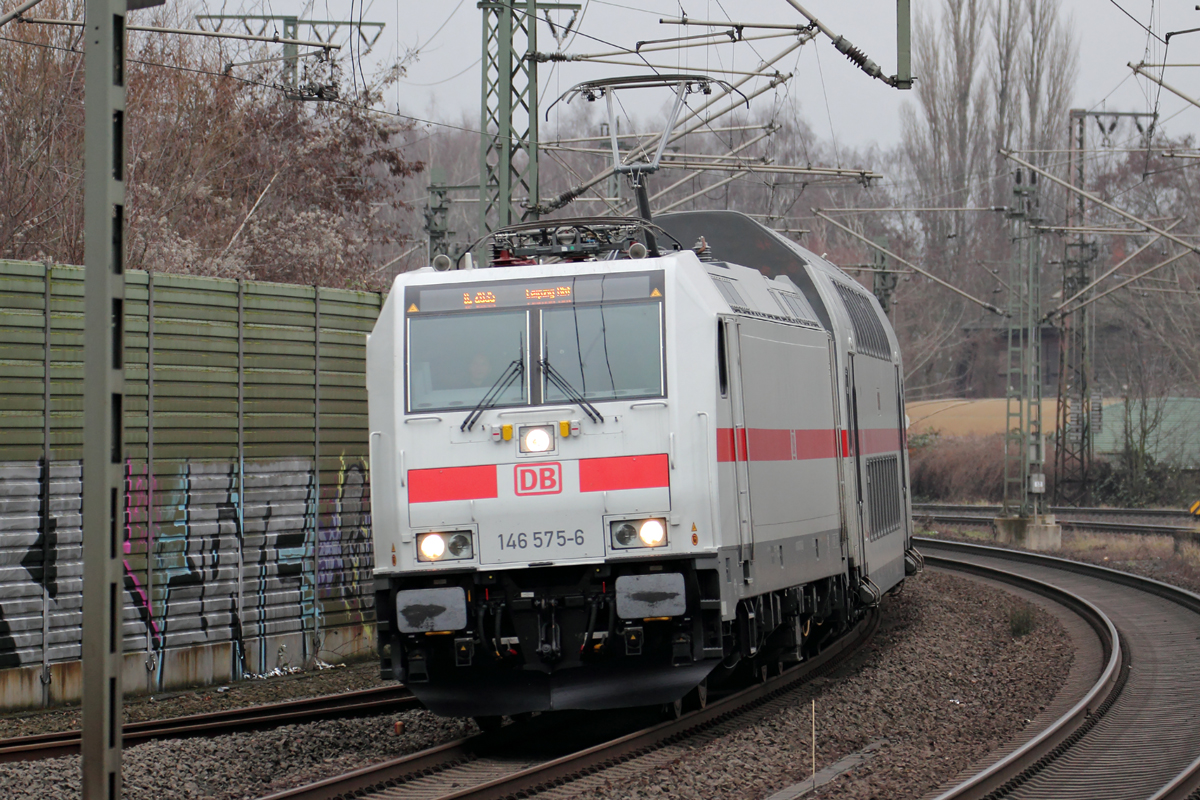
[236,278,246,678]
[312,287,321,660]
[145,271,155,690]
[40,263,53,706]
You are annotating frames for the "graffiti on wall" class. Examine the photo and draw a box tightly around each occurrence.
[0,457,374,693]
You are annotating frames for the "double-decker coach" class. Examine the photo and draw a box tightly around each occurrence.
[366,210,918,722]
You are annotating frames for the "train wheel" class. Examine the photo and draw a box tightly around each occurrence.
[755,662,769,684]
[660,698,684,720]
[684,678,708,711]
[474,715,503,733]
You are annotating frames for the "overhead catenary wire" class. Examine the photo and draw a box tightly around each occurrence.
[653,161,881,179]
[0,31,490,140]
[1051,220,1183,314]
[823,207,1008,214]
[632,128,778,214]
[17,16,341,50]
[548,123,771,145]
[559,28,796,60]
[567,56,786,79]
[655,170,750,214]
[1073,248,1192,312]
[1129,61,1200,116]
[1001,149,1200,265]
[543,37,809,213]
[1033,225,1194,235]
[514,2,864,213]
[814,210,1005,316]
[1107,0,1165,44]
[780,0,910,88]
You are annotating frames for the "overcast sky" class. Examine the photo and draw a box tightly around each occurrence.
[196,1,1200,158]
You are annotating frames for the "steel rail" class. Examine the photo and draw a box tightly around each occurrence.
[912,509,1198,541]
[0,684,417,763]
[918,538,1200,799]
[922,551,1122,799]
[913,503,1197,521]
[259,611,879,800]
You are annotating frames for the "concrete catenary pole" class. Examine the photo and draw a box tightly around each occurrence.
[81,0,137,792]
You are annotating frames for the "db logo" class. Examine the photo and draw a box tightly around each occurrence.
[514,462,562,496]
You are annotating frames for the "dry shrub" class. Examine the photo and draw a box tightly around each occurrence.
[909,433,1023,503]
[1177,539,1200,569]
[1009,602,1036,638]
[1064,532,1175,561]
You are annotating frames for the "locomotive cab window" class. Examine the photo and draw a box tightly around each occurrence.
[407,310,528,411]
[541,301,664,402]
[404,271,665,412]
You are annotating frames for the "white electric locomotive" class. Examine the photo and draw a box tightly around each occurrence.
[367,210,919,721]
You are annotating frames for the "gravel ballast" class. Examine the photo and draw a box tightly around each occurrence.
[0,570,1073,799]
[563,570,1074,800]
[0,661,389,740]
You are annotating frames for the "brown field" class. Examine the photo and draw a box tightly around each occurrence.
[907,399,1060,437]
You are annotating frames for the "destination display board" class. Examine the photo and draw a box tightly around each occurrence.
[406,271,664,314]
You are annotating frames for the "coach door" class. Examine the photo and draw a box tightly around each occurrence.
[725,319,755,571]
[895,365,912,543]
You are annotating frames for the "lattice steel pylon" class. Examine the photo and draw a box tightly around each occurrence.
[1002,172,1047,518]
[871,236,897,317]
[1051,109,1154,505]
[479,2,576,232]
[1053,109,1096,506]
[196,14,385,90]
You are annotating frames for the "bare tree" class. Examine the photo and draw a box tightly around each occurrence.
[889,0,1078,398]
[1020,0,1078,160]
[0,0,423,289]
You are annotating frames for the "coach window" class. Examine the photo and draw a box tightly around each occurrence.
[407,310,528,411]
[541,301,664,402]
[717,320,728,396]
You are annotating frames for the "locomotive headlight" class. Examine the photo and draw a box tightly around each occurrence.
[417,531,474,562]
[447,532,473,559]
[418,533,445,560]
[638,518,666,546]
[610,518,668,549]
[519,424,554,453]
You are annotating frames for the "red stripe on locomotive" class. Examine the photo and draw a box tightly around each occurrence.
[408,465,498,503]
[716,427,737,462]
[718,428,842,461]
[859,428,902,455]
[579,454,669,492]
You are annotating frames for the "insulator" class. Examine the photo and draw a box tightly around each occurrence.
[842,44,867,67]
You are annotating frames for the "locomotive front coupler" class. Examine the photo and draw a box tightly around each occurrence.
[379,558,723,681]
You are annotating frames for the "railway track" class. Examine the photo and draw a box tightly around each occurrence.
[258,610,880,800]
[913,503,1197,521]
[258,540,1200,800]
[0,684,419,763]
[912,503,1199,539]
[921,538,1200,800]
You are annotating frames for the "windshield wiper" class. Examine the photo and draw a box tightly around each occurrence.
[540,358,604,424]
[461,359,524,432]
